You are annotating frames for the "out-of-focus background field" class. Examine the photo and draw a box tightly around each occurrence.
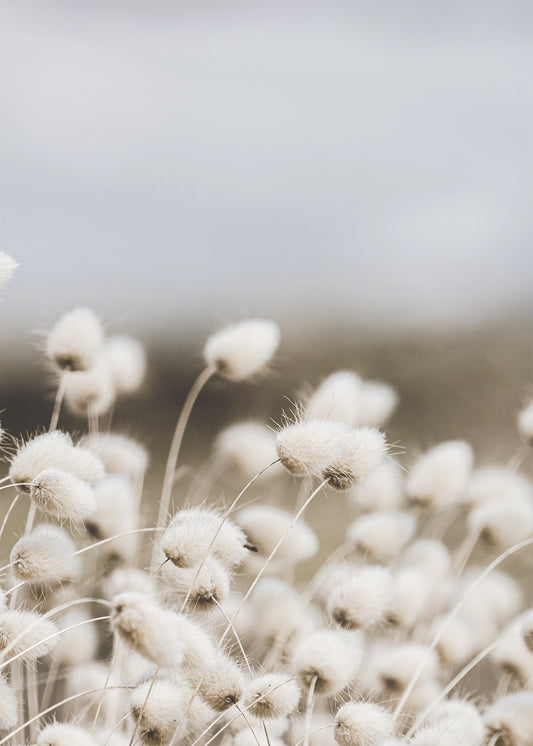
[0,1,532,583]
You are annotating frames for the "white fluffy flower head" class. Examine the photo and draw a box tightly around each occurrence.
[204,318,280,381]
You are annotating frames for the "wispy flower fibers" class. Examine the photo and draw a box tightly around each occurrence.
[85,475,136,563]
[291,629,363,697]
[64,357,116,417]
[346,510,417,564]
[213,421,281,481]
[245,674,301,719]
[322,427,386,489]
[30,468,97,522]
[483,692,533,746]
[353,380,398,427]
[304,371,362,424]
[334,702,394,746]
[9,430,74,490]
[348,459,404,512]
[37,723,98,746]
[275,420,349,477]
[327,565,392,630]
[80,432,149,481]
[161,556,231,611]
[204,318,280,381]
[10,524,80,586]
[237,505,318,565]
[199,653,245,711]
[406,440,473,508]
[0,608,58,661]
[46,308,103,372]
[0,251,18,290]
[104,334,146,396]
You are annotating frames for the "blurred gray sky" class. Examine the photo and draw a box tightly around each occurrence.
[0,0,532,347]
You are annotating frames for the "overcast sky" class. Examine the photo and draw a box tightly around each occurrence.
[0,1,531,350]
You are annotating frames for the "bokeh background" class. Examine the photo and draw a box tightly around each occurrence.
[0,0,531,472]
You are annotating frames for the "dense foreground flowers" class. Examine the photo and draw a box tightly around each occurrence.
[0,253,533,746]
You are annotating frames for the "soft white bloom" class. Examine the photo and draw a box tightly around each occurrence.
[161,556,231,612]
[348,459,404,512]
[30,468,97,522]
[213,421,281,481]
[377,643,439,696]
[291,629,363,696]
[245,674,301,719]
[104,334,146,396]
[64,357,116,417]
[110,592,185,667]
[305,371,362,424]
[204,318,280,381]
[491,614,533,688]
[483,692,533,746]
[346,510,417,564]
[327,565,392,630]
[468,493,533,549]
[80,432,148,480]
[163,507,249,570]
[335,702,394,746]
[55,608,98,667]
[406,440,473,508]
[276,419,350,477]
[46,307,103,372]
[399,539,451,579]
[353,380,398,427]
[9,430,74,489]
[0,609,58,661]
[199,653,245,711]
[323,427,387,490]
[385,567,432,629]
[10,524,80,586]
[464,466,533,507]
[37,723,98,746]
[237,505,318,565]
[85,476,136,563]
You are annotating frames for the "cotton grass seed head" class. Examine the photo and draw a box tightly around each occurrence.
[80,432,149,480]
[406,440,473,508]
[37,723,98,746]
[110,592,184,667]
[64,357,116,417]
[291,629,363,697]
[322,426,387,490]
[85,475,136,563]
[245,674,301,719]
[0,608,58,661]
[464,466,533,507]
[213,421,281,481]
[10,524,80,586]
[104,334,146,396]
[204,318,280,381]
[30,468,97,522]
[130,677,190,745]
[348,459,404,512]
[334,702,394,746]
[199,653,245,711]
[468,494,533,550]
[161,556,231,611]
[275,419,349,477]
[304,371,362,424]
[9,430,73,490]
[353,380,398,427]
[327,565,392,630]
[46,307,103,372]
[237,505,318,565]
[483,692,533,746]
[346,510,417,564]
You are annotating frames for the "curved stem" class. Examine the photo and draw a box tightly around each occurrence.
[0,685,130,745]
[128,665,160,746]
[213,598,253,677]
[0,495,19,546]
[303,676,317,746]
[394,535,533,719]
[180,459,280,612]
[156,366,215,531]
[49,373,67,431]
[218,479,329,650]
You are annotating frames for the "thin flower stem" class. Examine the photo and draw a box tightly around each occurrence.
[180,459,281,612]
[128,665,160,746]
[155,366,215,555]
[303,675,318,746]
[0,685,130,745]
[218,479,329,649]
[49,373,67,431]
[213,597,253,677]
[235,704,262,746]
[0,616,110,672]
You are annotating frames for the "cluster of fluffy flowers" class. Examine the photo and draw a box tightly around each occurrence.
[1,252,533,746]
